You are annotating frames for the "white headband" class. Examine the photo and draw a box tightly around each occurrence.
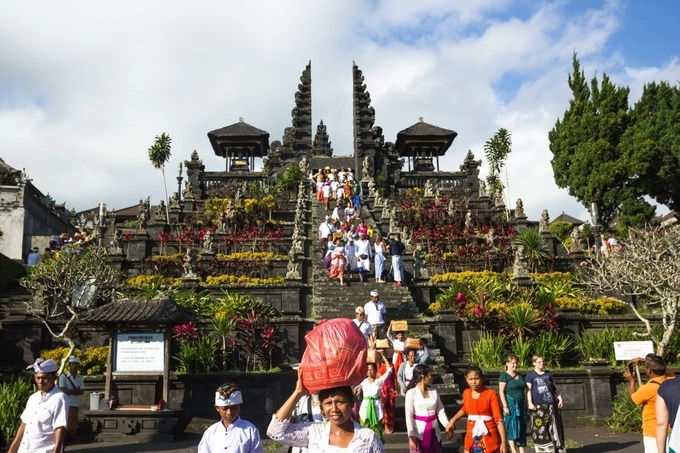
[215,390,243,407]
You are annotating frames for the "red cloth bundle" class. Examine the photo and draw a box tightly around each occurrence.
[300,318,368,394]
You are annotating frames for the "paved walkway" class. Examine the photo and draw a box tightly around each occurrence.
[65,427,642,452]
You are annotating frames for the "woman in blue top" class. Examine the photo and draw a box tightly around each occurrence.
[525,355,565,453]
[498,354,526,453]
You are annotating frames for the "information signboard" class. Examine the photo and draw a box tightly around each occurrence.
[115,332,165,372]
[613,340,654,361]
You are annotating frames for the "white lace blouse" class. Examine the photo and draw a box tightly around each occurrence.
[267,416,385,452]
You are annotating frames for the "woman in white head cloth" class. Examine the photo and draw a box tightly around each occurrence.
[198,382,263,453]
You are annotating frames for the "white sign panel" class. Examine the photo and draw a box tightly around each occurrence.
[614,341,655,361]
[115,332,165,372]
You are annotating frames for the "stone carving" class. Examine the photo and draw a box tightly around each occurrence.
[512,245,529,278]
[137,198,150,232]
[539,210,550,233]
[447,198,456,217]
[299,155,309,175]
[182,247,198,279]
[362,155,374,179]
[571,227,582,253]
[424,179,434,198]
[486,226,496,246]
[169,192,180,210]
[183,181,195,199]
[191,150,200,161]
[155,200,166,220]
[286,248,300,279]
[112,228,123,254]
[465,210,473,229]
[478,179,487,198]
[203,230,214,252]
[493,190,505,207]
[413,243,428,279]
[514,198,526,219]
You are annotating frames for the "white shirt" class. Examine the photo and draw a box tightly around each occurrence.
[364,300,386,326]
[198,417,264,453]
[18,387,69,453]
[353,318,373,341]
[404,386,449,442]
[322,184,332,197]
[358,368,392,422]
[58,372,84,407]
[318,221,335,239]
[267,417,384,452]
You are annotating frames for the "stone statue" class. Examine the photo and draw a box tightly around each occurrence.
[514,198,526,219]
[413,243,428,279]
[182,247,198,279]
[539,209,550,233]
[137,198,149,232]
[286,248,300,279]
[447,198,456,217]
[478,179,487,198]
[191,150,200,161]
[570,226,582,253]
[155,200,166,220]
[512,245,529,278]
[203,230,214,251]
[424,179,434,198]
[183,181,194,199]
[299,156,309,175]
[234,186,243,207]
[362,155,373,179]
[465,210,473,229]
[493,190,505,207]
[112,228,123,254]
[486,226,496,246]
[169,192,180,209]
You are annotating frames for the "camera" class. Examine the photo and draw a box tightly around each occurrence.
[628,362,635,373]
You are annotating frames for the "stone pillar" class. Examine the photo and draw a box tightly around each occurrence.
[433,311,461,363]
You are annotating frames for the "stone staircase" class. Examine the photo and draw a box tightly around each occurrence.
[308,193,465,451]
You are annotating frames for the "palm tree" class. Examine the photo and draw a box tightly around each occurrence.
[514,228,549,272]
[148,133,172,222]
[484,128,512,215]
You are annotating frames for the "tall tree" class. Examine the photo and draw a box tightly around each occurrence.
[484,128,512,213]
[148,133,172,222]
[620,81,680,213]
[549,54,655,228]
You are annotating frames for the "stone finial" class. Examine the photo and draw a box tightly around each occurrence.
[514,198,526,219]
[539,209,550,233]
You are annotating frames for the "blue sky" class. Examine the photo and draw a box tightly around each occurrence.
[0,0,678,222]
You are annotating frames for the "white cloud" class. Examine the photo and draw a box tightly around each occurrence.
[0,0,676,221]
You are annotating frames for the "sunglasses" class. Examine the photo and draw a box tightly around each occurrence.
[216,384,240,401]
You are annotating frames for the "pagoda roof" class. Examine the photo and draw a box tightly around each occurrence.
[395,120,458,157]
[81,296,196,325]
[207,119,270,158]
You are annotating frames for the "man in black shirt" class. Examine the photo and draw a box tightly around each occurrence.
[388,233,405,288]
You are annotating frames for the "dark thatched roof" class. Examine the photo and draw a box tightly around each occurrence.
[551,212,584,226]
[207,120,270,158]
[81,296,196,325]
[395,120,458,157]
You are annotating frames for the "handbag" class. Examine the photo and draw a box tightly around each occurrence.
[359,254,368,260]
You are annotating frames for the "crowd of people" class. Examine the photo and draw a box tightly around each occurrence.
[319,215,406,288]
[25,231,96,267]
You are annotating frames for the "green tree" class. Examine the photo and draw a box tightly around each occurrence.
[620,81,680,213]
[20,246,122,372]
[148,133,172,221]
[484,128,512,209]
[549,54,654,228]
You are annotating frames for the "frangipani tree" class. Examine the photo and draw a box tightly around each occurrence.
[577,224,680,356]
[20,246,122,373]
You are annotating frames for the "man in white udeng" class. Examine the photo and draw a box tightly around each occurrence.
[198,383,263,453]
[364,290,387,339]
[9,358,69,453]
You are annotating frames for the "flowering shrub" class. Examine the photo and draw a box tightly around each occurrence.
[39,346,109,376]
[124,275,182,287]
[172,321,199,344]
[203,275,285,286]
